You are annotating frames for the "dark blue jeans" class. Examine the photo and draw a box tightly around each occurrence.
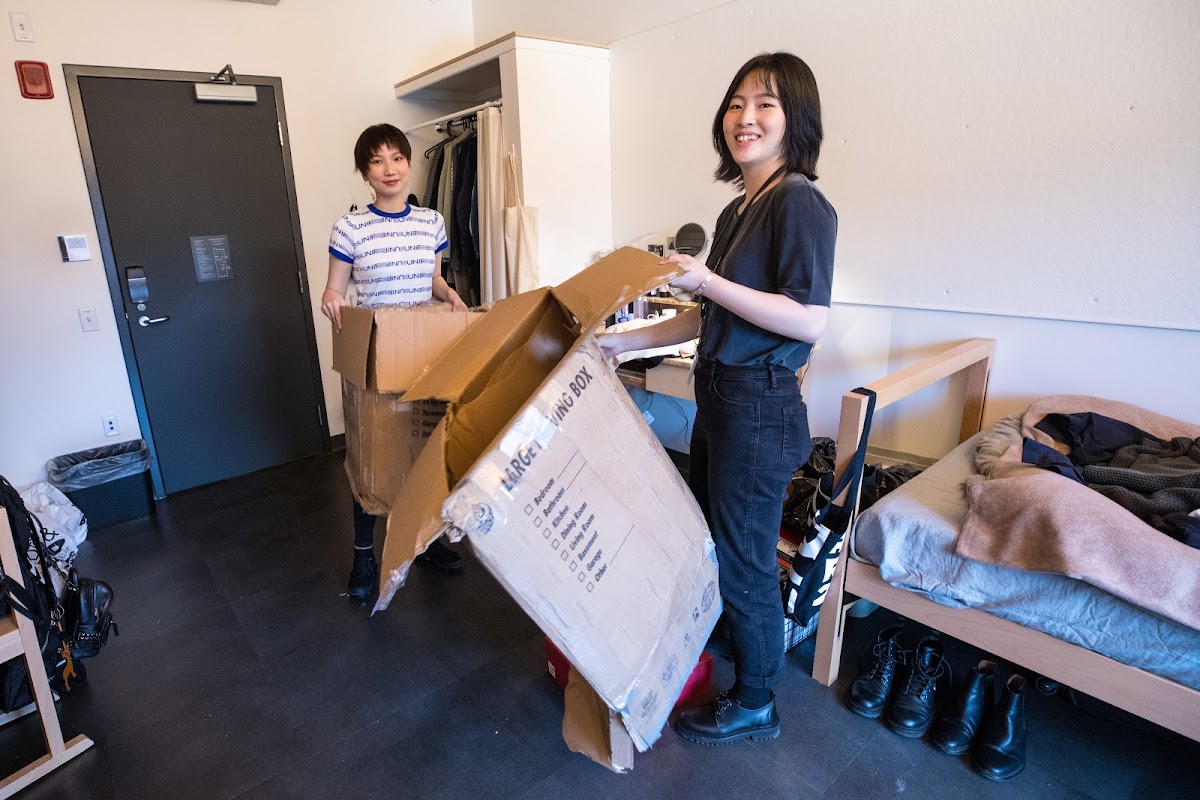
[690,359,812,689]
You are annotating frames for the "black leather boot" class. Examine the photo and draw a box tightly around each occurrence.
[416,538,464,573]
[931,659,996,755]
[886,634,946,738]
[847,623,907,719]
[973,674,1027,781]
[675,693,780,745]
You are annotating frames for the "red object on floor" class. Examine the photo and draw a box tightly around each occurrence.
[545,636,572,690]
[544,637,713,709]
[675,650,714,708]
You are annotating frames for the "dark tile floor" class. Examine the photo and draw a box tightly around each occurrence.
[3,451,1198,799]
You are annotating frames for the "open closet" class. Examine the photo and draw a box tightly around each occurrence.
[395,34,614,293]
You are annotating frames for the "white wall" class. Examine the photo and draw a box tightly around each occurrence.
[0,0,475,488]
[472,0,1199,451]
[611,0,1200,330]
[471,0,730,47]
[603,0,1200,452]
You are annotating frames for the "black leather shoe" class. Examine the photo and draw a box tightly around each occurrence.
[931,659,996,755]
[347,551,378,600]
[886,634,947,738]
[848,623,907,719]
[675,693,780,745]
[973,674,1027,781]
[416,538,464,573]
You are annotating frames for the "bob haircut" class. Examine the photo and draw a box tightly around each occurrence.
[353,123,412,177]
[712,52,823,186]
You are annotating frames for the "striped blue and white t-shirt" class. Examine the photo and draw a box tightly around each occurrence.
[328,204,449,307]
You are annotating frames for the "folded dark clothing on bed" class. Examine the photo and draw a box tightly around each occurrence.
[1023,412,1200,547]
[1035,412,1156,466]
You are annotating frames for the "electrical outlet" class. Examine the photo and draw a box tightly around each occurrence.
[102,415,119,437]
[79,307,100,332]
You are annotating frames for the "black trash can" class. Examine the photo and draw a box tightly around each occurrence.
[47,440,155,530]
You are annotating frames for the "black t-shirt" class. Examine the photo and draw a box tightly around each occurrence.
[698,173,837,371]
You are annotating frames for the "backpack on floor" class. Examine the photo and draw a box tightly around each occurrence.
[1,474,107,711]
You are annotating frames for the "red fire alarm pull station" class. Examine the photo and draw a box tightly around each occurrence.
[15,60,53,99]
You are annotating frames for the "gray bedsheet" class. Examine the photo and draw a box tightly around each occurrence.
[852,433,1200,690]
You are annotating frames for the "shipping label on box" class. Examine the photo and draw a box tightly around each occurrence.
[442,340,719,751]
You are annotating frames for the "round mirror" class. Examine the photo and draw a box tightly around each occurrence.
[674,222,707,258]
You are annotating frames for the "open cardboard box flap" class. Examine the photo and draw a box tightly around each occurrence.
[401,289,554,405]
[403,247,681,405]
[563,666,635,774]
[551,247,680,333]
[331,307,376,389]
[332,304,484,392]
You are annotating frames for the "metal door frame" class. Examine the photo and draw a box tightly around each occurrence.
[64,64,330,498]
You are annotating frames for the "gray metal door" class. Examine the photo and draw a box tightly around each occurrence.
[68,68,327,495]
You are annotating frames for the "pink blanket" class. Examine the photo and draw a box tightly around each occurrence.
[957,395,1200,631]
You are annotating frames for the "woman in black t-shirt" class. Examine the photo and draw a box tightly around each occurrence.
[598,51,836,745]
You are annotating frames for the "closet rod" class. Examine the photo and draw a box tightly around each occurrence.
[403,100,502,134]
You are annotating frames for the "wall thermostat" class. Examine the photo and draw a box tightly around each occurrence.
[58,235,92,262]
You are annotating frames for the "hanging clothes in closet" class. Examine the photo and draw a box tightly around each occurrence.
[450,127,479,306]
[421,121,477,305]
[416,104,509,307]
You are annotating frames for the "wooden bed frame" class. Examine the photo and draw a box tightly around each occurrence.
[811,338,1200,742]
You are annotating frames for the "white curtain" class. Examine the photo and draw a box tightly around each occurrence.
[476,106,507,305]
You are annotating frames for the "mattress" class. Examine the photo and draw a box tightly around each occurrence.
[851,433,1200,690]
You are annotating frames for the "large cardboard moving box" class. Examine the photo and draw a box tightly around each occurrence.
[373,248,721,763]
[332,304,484,514]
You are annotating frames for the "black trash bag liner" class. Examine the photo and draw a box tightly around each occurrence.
[46,440,150,493]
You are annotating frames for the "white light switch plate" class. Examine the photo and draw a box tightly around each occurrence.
[78,307,100,332]
[9,12,34,43]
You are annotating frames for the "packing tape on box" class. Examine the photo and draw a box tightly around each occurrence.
[444,491,507,537]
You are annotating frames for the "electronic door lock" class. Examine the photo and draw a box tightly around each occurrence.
[126,266,150,307]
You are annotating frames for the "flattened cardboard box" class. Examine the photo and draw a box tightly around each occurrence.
[373,248,721,765]
[332,304,484,514]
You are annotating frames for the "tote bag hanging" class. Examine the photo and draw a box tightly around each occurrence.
[503,147,539,295]
[783,387,878,625]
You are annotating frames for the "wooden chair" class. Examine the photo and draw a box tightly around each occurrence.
[0,505,93,798]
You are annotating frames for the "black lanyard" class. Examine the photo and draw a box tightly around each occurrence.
[699,165,789,339]
[707,165,789,276]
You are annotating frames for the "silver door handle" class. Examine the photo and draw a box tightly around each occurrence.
[138,315,170,327]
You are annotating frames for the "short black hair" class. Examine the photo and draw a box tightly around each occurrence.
[712,52,823,186]
[353,123,412,177]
